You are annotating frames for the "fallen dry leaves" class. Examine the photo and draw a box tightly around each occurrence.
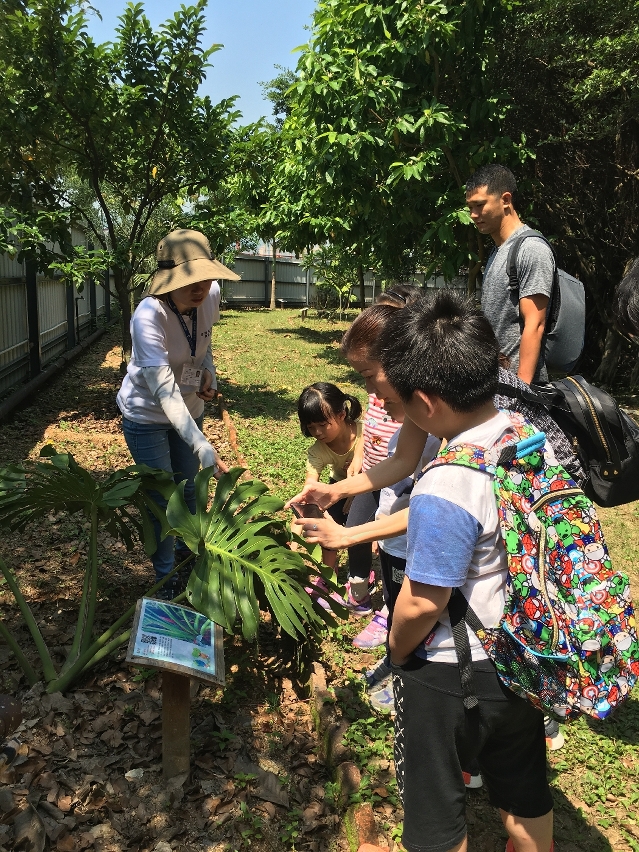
[0,328,361,852]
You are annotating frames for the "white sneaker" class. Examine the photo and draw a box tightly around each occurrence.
[544,716,565,751]
[462,771,483,789]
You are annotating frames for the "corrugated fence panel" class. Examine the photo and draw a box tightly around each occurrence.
[0,251,24,280]
[222,279,265,303]
[0,282,29,395]
[230,257,266,283]
[38,278,68,366]
[96,282,106,312]
[221,256,382,305]
[275,261,307,284]
[75,291,93,340]
[274,281,307,302]
[71,227,88,248]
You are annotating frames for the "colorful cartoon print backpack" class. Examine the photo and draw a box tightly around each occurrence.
[430,413,639,721]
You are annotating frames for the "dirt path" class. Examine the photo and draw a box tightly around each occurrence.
[0,328,342,852]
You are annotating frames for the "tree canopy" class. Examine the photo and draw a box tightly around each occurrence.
[496,0,639,376]
[0,0,238,360]
[270,0,527,294]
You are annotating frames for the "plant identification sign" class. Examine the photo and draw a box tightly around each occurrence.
[126,598,225,685]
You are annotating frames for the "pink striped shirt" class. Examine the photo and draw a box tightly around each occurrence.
[362,394,401,471]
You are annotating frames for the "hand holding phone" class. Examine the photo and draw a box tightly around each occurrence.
[290,501,325,519]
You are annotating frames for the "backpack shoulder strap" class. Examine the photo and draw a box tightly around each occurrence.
[506,229,556,294]
[427,425,545,476]
[426,443,489,474]
[495,381,546,407]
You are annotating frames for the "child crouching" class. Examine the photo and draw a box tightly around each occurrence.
[296,383,363,603]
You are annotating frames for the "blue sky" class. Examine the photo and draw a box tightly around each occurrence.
[83,0,316,124]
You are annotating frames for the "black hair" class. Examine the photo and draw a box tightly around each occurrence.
[375,283,423,307]
[465,164,518,209]
[378,290,499,413]
[340,285,423,359]
[297,382,363,437]
[613,258,639,340]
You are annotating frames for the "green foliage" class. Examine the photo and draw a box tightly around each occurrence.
[496,0,639,374]
[279,807,304,849]
[0,445,174,555]
[271,0,529,284]
[302,244,359,317]
[0,445,344,692]
[0,0,238,356]
[166,465,343,641]
[0,446,177,692]
[236,801,265,847]
[259,65,298,130]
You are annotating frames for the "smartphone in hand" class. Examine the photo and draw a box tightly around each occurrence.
[290,501,325,519]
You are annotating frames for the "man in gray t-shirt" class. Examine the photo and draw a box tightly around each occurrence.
[466,165,554,383]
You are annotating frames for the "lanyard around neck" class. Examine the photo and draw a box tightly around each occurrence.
[167,295,198,357]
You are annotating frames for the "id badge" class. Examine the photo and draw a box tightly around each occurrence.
[181,362,202,387]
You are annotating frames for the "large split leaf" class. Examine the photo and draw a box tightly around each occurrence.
[166,466,335,641]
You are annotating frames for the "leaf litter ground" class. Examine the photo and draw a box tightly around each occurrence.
[0,314,638,852]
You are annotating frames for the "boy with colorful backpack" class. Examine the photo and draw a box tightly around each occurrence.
[377,291,638,852]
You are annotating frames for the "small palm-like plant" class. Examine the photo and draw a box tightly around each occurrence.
[0,446,177,693]
[0,449,341,693]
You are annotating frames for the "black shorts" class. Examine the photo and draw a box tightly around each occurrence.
[392,656,553,852]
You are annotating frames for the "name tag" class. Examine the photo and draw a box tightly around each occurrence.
[181,363,203,387]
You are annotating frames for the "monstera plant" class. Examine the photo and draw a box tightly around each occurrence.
[166,465,339,641]
[0,448,340,693]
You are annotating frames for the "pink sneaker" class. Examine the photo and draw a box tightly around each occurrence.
[353,611,388,648]
[344,587,373,616]
[505,841,554,852]
[343,571,376,617]
[305,577,331,611]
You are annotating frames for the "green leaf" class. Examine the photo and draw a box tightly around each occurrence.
[166,467,332,640]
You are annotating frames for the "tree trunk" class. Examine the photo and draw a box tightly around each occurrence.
[629,351,639,389]
[113,267,133,372]
[357,263,365,310]
[593,328,624,386]
[270,240,277,310]
[467,228,485,297]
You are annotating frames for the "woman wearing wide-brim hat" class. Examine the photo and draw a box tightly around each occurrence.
[117,228,240,598]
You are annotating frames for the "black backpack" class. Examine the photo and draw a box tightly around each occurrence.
[497,375,639,508]
[507,230,586,375]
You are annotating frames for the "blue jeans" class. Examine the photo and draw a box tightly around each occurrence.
[122,416,202,583]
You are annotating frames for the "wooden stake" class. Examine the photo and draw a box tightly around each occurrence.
[162,671,191,779]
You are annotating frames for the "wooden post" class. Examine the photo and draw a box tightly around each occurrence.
[162,671,191,779]
[104,269,111,322]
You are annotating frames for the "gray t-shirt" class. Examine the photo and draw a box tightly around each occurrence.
[481,225,554,381]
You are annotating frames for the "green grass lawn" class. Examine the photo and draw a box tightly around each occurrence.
[214,308,366,499]
[214,307,639,852]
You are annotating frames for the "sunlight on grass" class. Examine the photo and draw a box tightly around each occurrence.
[214,309,366,498]
[214,309,639,851]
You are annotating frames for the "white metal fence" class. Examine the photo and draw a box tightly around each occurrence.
[0,245,465,399]
[0,273,111,397]
[220,255,465,307]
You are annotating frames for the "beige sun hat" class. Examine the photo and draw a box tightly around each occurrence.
[148,229,240,296]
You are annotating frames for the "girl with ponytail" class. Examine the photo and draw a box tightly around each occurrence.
[296,382,363,586]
